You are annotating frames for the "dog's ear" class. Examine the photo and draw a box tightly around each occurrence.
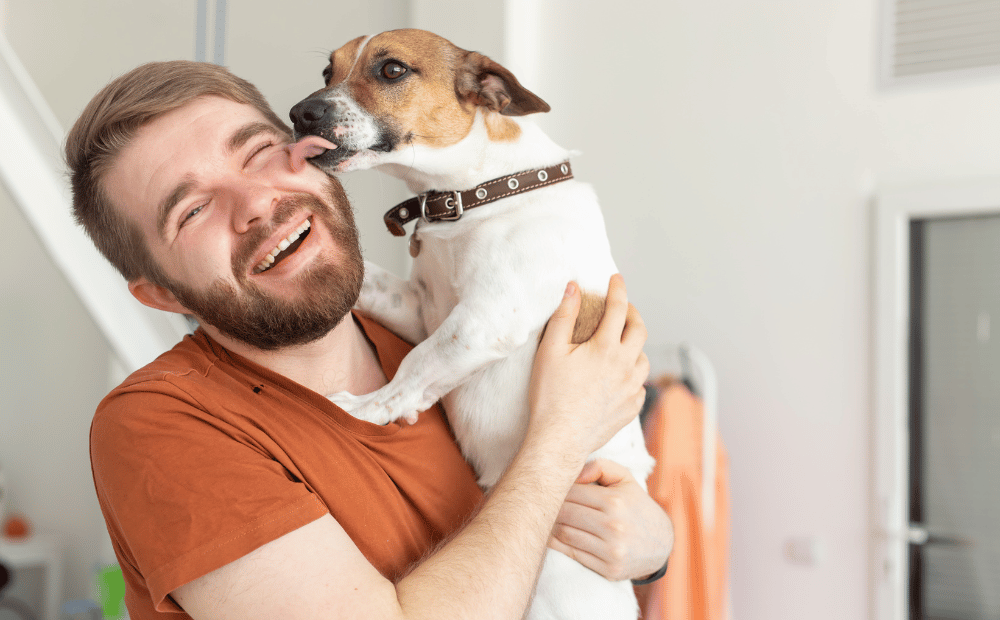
[456,52,550,116]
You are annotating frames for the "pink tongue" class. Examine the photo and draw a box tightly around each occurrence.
[288,136,338,172]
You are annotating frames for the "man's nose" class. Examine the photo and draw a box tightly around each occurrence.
[231,181,278,234]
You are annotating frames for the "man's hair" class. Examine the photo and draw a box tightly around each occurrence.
[65,60,292,284]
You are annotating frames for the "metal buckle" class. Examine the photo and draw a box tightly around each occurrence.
[439,191,464,221]
[418,193,430,222]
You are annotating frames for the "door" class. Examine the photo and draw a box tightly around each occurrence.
[909,214,1000,619]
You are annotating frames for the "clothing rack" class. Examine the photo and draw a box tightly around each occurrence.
[646,343,719,528]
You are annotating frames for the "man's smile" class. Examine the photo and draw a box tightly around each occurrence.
[252,217,313,275]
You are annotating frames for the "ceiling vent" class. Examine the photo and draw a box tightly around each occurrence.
[881,0,1000,84]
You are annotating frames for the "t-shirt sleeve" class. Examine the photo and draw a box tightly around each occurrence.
[90,381,328,613]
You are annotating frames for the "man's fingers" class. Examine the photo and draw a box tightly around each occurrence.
[550,525,628,581]
[557,498,603,531]
[541,281,582,348]
[548,536,608,577]
[621,303,647,347]
[551,521,605,557]
[634,351,651,387]
[592,274,629,345]
[561,486,608,517]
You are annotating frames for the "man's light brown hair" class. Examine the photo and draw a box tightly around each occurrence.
[65,60,292,284]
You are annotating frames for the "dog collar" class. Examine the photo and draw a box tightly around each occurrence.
[383,161,574,236]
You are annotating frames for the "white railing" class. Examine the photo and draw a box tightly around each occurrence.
[0,32,190,373]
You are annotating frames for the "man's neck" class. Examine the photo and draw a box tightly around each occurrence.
[200,313,388,397]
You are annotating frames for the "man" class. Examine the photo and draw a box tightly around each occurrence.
[69,60,671,619]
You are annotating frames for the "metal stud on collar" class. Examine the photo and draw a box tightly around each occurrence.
[508,178,519,190]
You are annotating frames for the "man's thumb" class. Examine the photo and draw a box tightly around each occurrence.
[575,458,629,486]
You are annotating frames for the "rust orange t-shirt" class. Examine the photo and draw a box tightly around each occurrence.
[90,313,484,619]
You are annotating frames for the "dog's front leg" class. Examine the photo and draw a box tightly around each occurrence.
[356,260,428,344]
[330,300,536,425]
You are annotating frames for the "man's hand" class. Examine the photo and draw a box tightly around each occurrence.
[527,275,650,466]
[550,459,673,582]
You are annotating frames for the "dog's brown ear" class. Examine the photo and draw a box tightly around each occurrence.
[456,52,550,116]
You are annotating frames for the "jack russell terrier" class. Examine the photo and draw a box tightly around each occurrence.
[289,29,655,620]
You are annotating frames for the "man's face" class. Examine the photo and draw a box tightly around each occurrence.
[104,96,364,350]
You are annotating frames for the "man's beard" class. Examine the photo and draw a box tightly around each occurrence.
[165,178,364,351]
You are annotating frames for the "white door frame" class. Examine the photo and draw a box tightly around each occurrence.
[872,177,1000,620]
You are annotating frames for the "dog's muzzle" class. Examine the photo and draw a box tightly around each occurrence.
[289,93,396,169]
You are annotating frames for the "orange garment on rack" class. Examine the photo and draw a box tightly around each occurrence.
[636,377,730,620]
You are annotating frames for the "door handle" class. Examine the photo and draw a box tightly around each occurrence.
[908,523,973,547]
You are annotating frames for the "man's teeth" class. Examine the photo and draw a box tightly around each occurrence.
[253,220,311,274]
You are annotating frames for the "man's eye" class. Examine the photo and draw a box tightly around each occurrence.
[245,141,275,166]
[180,204,205,226]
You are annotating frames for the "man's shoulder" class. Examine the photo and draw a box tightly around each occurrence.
[95,330,230,423]
[116,330,217,391]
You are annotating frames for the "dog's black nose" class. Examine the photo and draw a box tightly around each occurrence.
[289,98,330,134]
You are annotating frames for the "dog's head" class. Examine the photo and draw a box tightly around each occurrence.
[289,29,550,173]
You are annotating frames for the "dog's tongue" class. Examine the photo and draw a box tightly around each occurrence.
[288,136,338,172]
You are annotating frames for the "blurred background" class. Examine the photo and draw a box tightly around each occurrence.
[1,0,998,619]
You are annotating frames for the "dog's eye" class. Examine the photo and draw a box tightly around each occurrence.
[322,65,333,84]
[381,62,407,80]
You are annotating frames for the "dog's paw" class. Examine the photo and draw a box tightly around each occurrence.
[326,390,360,409]
[382,390,439,425]
[326,390,423,426]
[327,391,392,425]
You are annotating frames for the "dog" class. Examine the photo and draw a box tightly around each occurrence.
[289,29,655,620]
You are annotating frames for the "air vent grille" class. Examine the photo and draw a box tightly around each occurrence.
[886,0,1000,81]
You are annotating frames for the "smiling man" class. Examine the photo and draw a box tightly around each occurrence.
[68,61,671,620]
[112,99,364,353]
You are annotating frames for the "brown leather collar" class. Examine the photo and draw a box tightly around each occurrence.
[383,161,574,236]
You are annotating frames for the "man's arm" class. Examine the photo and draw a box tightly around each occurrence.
[173,276,648,620]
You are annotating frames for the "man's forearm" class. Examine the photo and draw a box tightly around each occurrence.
[394,435,582,620]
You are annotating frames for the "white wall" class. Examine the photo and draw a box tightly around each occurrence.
[411,0,505,59]
[520,1,1000,619]
[4,0,1000,617]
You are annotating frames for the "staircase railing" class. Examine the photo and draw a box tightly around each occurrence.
[0,33,190,372]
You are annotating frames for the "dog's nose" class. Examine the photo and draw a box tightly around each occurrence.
[289,98,330,134]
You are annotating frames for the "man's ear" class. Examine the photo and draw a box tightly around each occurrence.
[128,277,191,315]
[455,51,551,117]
